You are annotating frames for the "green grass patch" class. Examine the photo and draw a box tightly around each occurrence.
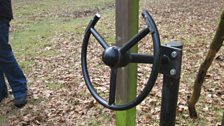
[11,21,53,54]
[0,115,7,125]
[11,0,114,59]
[46,82,62,90]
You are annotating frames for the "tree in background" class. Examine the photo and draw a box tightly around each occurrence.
[187,10,224,124]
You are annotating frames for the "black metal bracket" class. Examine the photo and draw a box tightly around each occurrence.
[159,42,183,79]
[159,41,183,126]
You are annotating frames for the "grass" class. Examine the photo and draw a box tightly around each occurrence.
[4,0,223,125]
[12,0,114,55]
[7,1,115,125]
[0,115,7,125]
[46,82,62,90]
[11,0,114,72]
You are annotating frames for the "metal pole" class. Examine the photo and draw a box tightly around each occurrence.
[160,41,183,126]
[115,0,139,126]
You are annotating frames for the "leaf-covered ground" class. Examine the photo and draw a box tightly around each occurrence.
[0,0,223,125]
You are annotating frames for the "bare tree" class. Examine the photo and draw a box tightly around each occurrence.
[222,112,224,126]
[187,10,224,119]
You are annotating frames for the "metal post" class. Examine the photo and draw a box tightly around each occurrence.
[159,41,183,126]
[115,0,139,126]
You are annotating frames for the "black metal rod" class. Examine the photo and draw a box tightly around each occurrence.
[109,68,117,105]
[160,42,183,126]
[129,53,169,64]
[129,53,153,64]
[160,77,180,126]
[90,28,110,49]
[85,14,101,33]
[120,28,150,54]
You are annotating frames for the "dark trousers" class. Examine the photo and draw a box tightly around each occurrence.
[0,18,27,100]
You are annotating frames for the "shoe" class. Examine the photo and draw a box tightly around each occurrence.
[14,97,27,108]
[0,93,8,102]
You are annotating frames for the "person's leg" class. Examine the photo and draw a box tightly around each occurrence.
[0,18,27,107]
[0,61,27,99]
[0,70,8,102]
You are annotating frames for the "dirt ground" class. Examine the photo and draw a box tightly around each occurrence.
[0,0,223,125]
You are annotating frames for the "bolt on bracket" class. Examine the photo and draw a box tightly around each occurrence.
[159,41,183,79]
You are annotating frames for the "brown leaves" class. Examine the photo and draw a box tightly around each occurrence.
[1,0,223,126]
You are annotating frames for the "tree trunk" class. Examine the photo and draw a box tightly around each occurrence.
[187,10,224,119]
[222,112,224,126]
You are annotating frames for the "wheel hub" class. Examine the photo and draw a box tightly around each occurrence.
[102,46,120,67]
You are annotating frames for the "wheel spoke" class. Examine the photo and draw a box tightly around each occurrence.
[129,53,154,64]
[108,68,117,105]
[120,28,149,54]
[90,28,109,49]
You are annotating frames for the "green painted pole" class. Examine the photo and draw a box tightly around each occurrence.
[115,0,139,126]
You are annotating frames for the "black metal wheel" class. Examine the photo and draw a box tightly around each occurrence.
[81,10,161,110]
